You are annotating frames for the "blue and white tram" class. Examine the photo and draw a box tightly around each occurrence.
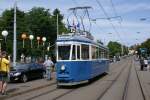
[56,32,109,86]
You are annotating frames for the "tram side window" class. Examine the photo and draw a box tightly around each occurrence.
[96,47,99,59]
[72,45,76,60]
[101,50,104,58]
[99,48,101,59]
[58,45,71,60]
[77,46,80,60]
[81,44,89,60]
[92,46,96,59]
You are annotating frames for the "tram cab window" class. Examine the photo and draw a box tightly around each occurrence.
[81,44,89,60]
[58,45,71,60]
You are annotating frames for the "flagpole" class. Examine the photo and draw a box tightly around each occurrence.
[57,14,59,38]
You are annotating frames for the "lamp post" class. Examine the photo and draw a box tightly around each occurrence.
[42,37,46,46]
[47,42,50,51]
[37,36,40,48]
[21,33,27,48]
[42,37,46,59]
[2,30,8,51]
[0,39,3,52]
[29,35,34,48]
[13,0,17,67]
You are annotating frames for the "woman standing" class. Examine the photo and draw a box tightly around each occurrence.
[0,51,10,95]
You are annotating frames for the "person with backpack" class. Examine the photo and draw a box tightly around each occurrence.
[0,51,10,95]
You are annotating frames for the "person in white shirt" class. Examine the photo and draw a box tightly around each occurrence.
[144,57,148,70]
[43,57,54,80]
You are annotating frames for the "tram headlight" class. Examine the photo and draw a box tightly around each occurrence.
[61,65,65,71]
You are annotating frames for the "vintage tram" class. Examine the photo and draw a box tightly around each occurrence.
[56,32,109,86]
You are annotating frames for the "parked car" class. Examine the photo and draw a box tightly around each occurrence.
[9,63,46,82]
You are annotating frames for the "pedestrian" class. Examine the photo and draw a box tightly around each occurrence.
[144,57,148,70]
[0,51,10,95]
[43,57,54,80]
[140,57,144,71]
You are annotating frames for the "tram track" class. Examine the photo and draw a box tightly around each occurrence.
[95,57,146,100]
[3,58,130,100]
[50,59,131,100]
[121,60,132,100]
[122,59,146,100]
[18,59,129,100]
[96,58,132,100]
[134,60,146,100]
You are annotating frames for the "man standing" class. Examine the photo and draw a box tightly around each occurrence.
[0,51,10,95]
[140,57,144,71]
[43,57,54,80]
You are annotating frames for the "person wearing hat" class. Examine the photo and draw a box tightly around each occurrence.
[0,51,10,95]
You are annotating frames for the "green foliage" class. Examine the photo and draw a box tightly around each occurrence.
[107,41,121,57]
[137,38,150,55]
[107,41,129,57]
[0,7,67,60]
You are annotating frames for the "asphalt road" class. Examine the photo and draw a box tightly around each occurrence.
[1,56,149,100]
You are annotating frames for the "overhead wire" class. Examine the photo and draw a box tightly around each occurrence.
[109,0,127,46]
[72,0,115,42]
[96,0,125,46]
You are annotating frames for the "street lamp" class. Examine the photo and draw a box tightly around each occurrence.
[29,35,34,48]
[2,30,8,51]
[42,37,46,59]
[37,36,40,48]
[42,37,46,46]
[21,33,27,48]
[2,30,8,42]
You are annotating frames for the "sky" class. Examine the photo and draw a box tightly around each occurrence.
[0,0,150,46]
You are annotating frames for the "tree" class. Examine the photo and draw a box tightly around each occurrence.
[136,38,150,56]
[107,41,121,57]
[0,7,67,60]
[0,8,27,55]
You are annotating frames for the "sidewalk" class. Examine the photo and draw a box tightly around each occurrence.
[0,72,56,99]
[134,60,150,100]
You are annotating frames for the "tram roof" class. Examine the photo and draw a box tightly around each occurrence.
[57,33,108,50]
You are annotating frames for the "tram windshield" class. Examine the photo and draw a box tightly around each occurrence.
[58,45,71,60]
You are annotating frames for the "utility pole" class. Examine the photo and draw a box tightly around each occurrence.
[121,44,124,56]
[13,0,17,67]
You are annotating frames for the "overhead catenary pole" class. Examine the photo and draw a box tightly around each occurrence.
[13,0,17,67]
[121,44,123,56]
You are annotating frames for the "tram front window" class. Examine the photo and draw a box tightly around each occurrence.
[58,45,71,60]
